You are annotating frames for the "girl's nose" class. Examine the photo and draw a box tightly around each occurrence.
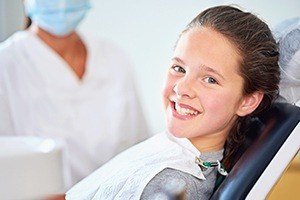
[173,77,197,99]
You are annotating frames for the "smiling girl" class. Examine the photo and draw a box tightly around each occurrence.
[66,5,280,200]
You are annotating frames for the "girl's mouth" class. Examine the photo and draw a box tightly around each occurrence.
[170,101,201,120]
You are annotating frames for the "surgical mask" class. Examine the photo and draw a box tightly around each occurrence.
[24,0,91,37]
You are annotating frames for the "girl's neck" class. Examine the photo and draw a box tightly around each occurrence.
[189,131,227,153]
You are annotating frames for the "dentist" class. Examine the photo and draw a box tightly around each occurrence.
[0,0,149,188]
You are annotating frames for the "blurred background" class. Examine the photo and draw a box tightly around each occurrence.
[0,0,299,199]
[0,0,299,134]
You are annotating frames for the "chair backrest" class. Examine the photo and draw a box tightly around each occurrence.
[210,102,300,200]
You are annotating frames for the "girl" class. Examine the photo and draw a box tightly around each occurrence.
[66,5,280,200]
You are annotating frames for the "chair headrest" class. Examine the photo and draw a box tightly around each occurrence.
[274,18,300,104]
[210,103,300,200]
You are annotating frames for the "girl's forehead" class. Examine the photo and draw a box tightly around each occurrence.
[177,27,240,56]
[174,27,242,75]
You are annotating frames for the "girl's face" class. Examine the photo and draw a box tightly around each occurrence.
[163,27,252,150]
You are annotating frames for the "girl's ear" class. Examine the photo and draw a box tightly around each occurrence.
[236,91,264,117]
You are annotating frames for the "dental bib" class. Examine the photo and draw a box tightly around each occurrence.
[66,132,206,200]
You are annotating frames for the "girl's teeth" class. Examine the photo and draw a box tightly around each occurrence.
[175,102,199,116]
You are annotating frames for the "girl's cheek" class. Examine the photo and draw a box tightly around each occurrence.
[162,75,174,94]
[199,91,223,109]
[162,76,176,107]
[162,84,172,100]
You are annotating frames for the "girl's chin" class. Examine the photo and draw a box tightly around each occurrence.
[167,127,187,138]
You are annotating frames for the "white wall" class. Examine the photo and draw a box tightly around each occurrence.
[0,0,24,42]
[0,0,4,41]
[1,0,299,134]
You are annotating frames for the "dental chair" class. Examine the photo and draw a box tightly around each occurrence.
[210,102,300,200]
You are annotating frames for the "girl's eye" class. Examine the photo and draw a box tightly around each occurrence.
[204,77,218,84]
[172,65,186,73]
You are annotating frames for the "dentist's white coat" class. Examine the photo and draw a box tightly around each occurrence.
[0,30,149,187]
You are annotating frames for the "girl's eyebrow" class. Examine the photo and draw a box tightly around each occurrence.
[201,65,225,80]
[172,57,225,80]
[172,57,186,65]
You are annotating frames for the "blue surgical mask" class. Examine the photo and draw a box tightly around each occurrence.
[24,0,91,37]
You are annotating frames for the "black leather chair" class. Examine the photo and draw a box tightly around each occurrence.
[210,102,300,200]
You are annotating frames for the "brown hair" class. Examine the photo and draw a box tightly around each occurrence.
[183,5,280,170]
[24,16,32,29]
